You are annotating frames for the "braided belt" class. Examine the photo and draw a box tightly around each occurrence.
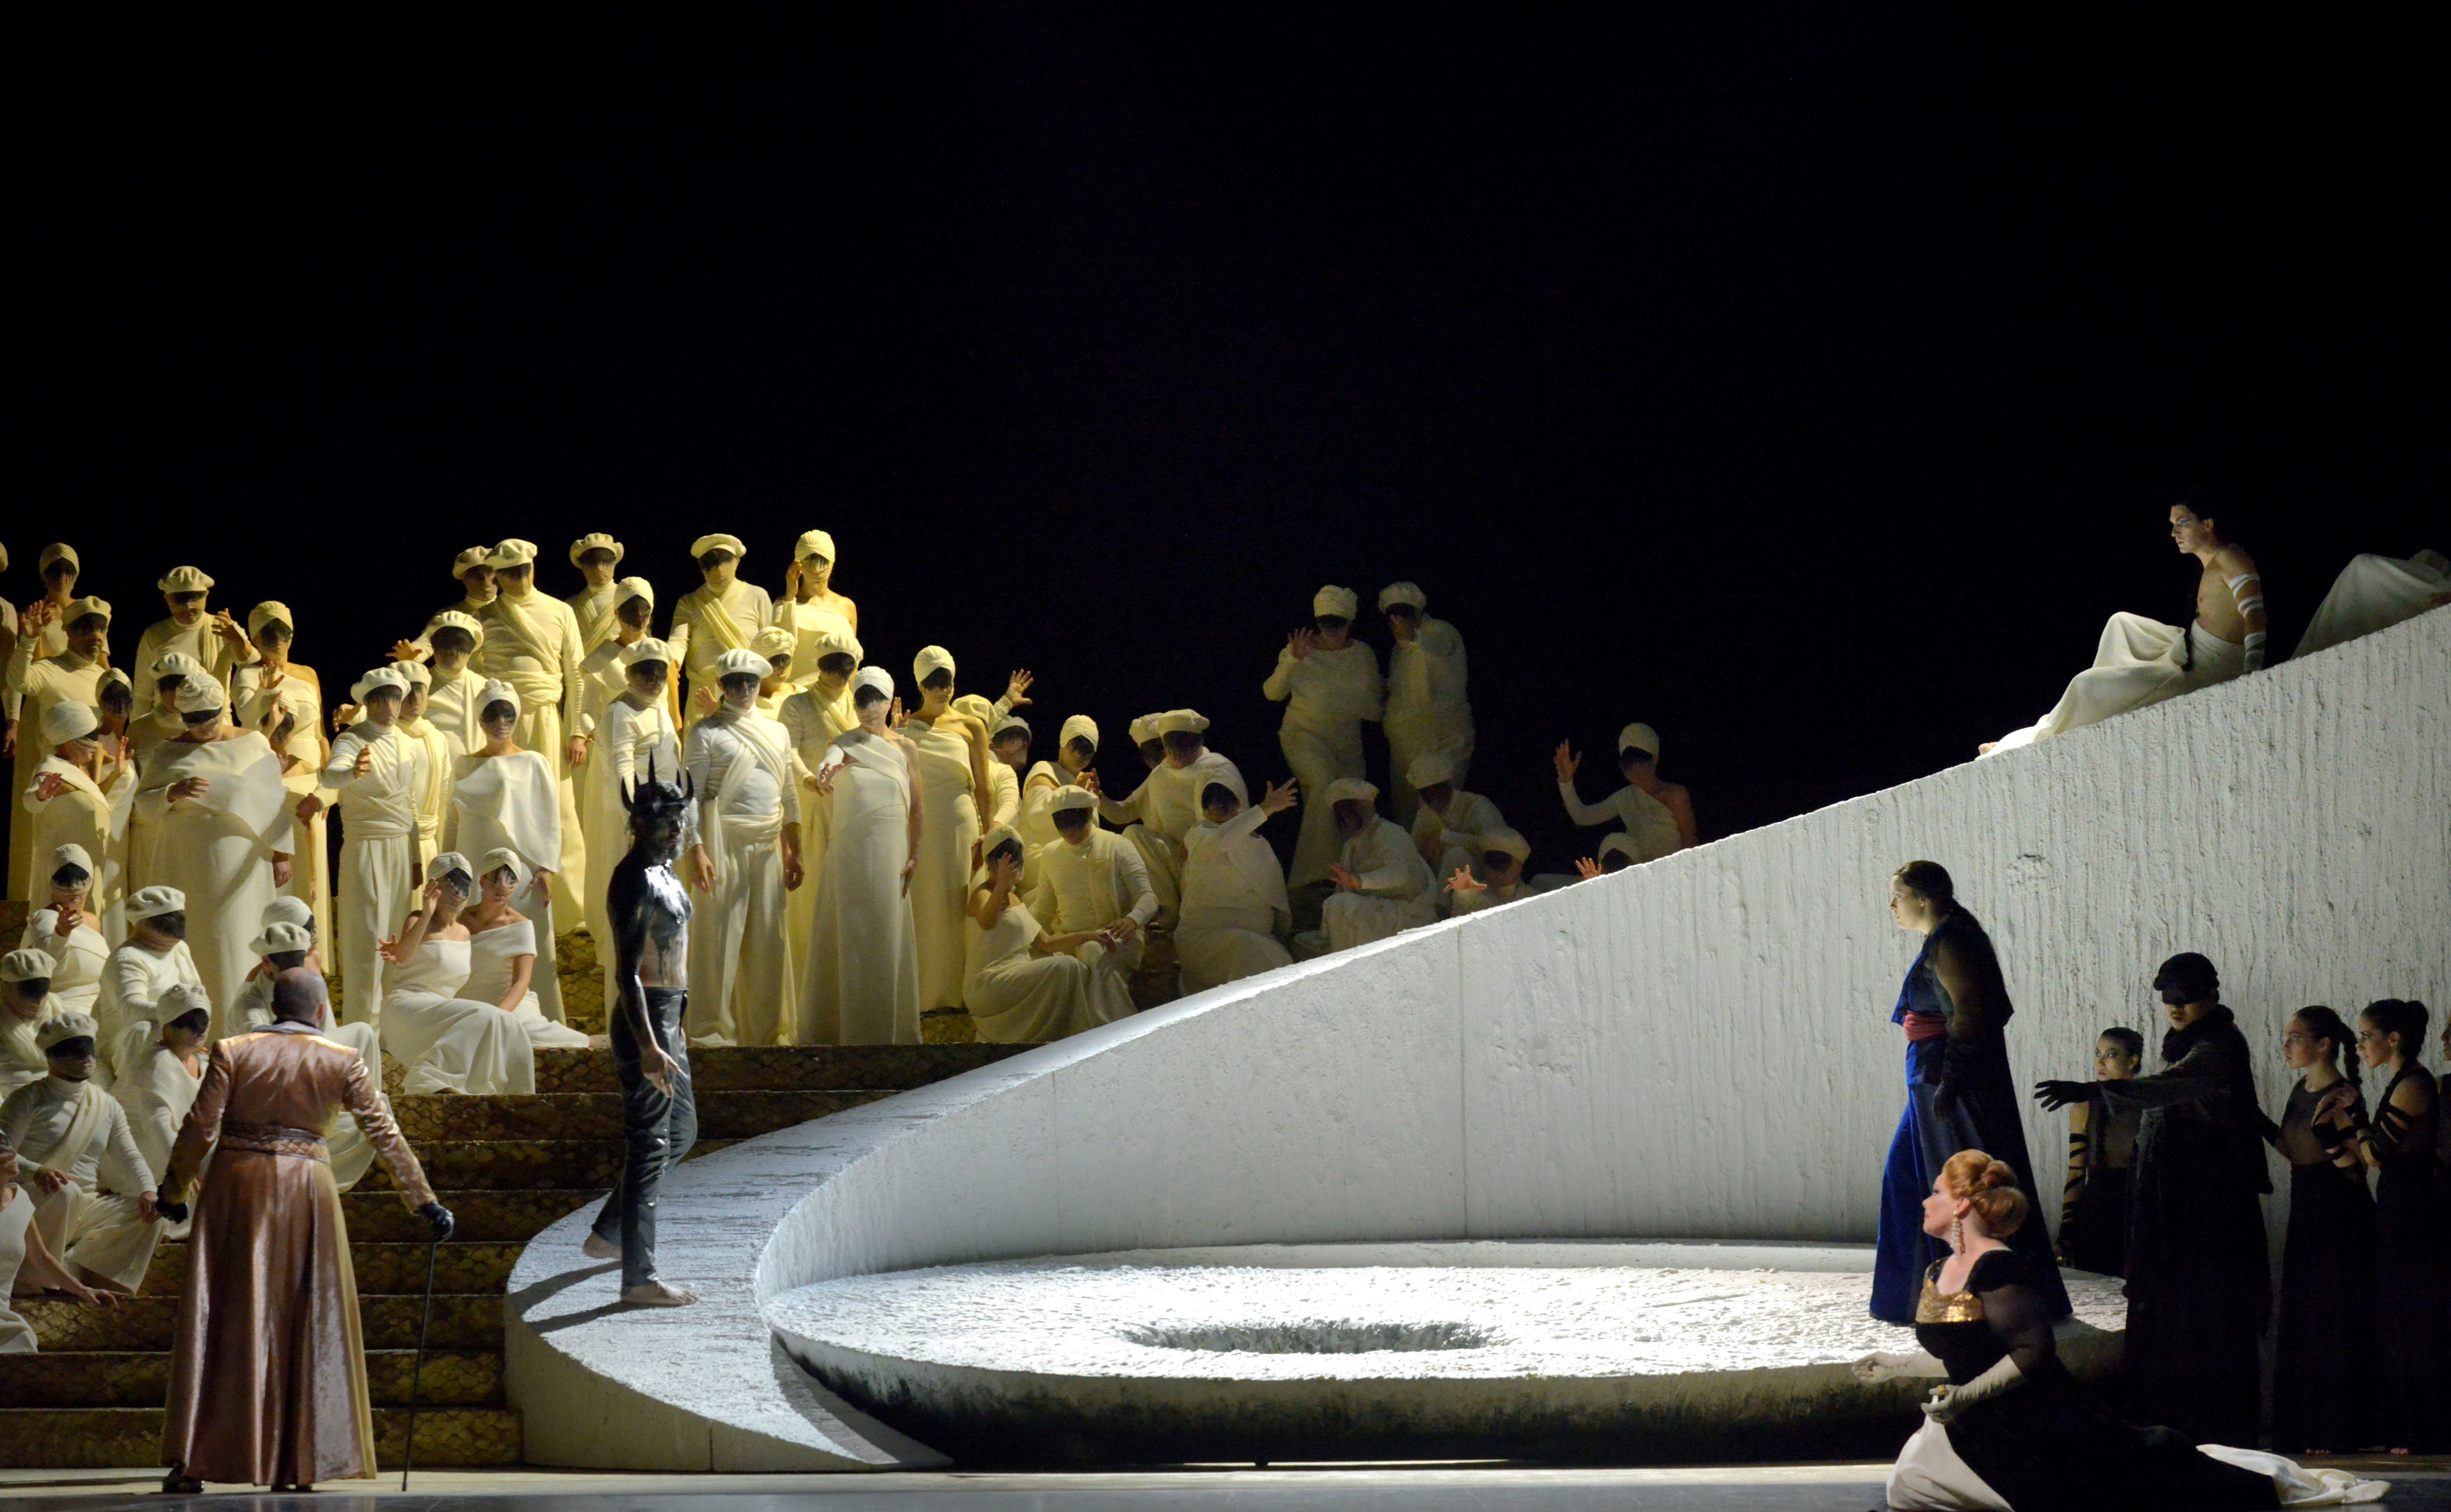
[220,1123,330,1161]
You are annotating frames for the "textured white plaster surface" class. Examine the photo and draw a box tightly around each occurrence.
[507,609,2451,1466]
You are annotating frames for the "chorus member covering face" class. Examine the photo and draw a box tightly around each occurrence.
[1263,586,1384,890]
[1376,582,1473,828]
[682,651,803,1046]
[1984,493,2266,755]
[19,847,108,1018]
[142,681,295,1025]
[778,528,859,673]
[799,666,922,1046]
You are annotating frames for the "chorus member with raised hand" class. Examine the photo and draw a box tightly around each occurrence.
[1554,722,1692,864]
[2263,1005,2375,1454]
[1874,862,2065,1326]
[1442,829,1533,917]
[1178,778,1298,994]
[2320,998,2447,1454]
[131,567,257,695]
[2036,952,2268,1445]
[1294,779,1438,958]
[799,667,922,1046]
[380,855,537,1096]
[778,529,859,664]
[2051,1027,2141,1278]
[1985,491,2266,755]
[394,545,499,663]
[963,827,1133,1042]
[1264,587,1383,890]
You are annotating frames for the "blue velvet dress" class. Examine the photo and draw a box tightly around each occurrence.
[1872,912,2069,1323]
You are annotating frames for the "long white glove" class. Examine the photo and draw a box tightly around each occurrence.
[1850,1349,1945,1383]
[1921,1354,2022,1422]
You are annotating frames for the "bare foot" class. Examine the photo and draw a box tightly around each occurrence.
[1977,741,1999,755]
[621,1280,699,1307]
[580,1233,620,1260]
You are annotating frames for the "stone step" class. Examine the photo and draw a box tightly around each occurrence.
[392,1087,889,1142]
[20,1294,502,1353]
[0,1406,522,1469]
[141,1241,521,1297]
[0,1351,502,1409]
[362,1138,737,1191]
[531,1041,1024,1094]
[341,1187,599,1243]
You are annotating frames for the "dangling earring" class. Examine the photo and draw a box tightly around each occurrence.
[1950,1215,1964,1253]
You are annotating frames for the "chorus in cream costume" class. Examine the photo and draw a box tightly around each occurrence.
[580,638,683,999]
[230,910,383,1190]
[1376,582,1474,827]
[229,603,333,944]
[953,695,1021,831]
[3,950,66,1101]
[1297,779,1438,957]
[142,685,296,1024]
[1404,752,1507,883]
[1095,714,1180,922]
[446,680,572,1026]
[799,667,923,1046]
[1177,776,1298,994]
[1440,827,1533,917]
[1264,586,1385,889]
[683,651,803,1046]
[751,627,799,717]
[380,856,541,1095]
[23,701,121,923]
[19,847,110,1016]
[470,540,589,929]
[1556,722,1687,865]
[393,660,459,871]
[1100,711,1245,926]
[776,529,859,686]
[396,545,499,663]
[2294,546,2449,658]
[667,533,774,732]
[463,849,589,1052]
[901,647,993,1014]
[130,567,259,702]
[5,591,110,902]
[778,628,862,993]
[1018,714,1100,903]
[963,826,1132,1042]
[1985,498,2268,755]
[97,889,205,1080]
[562,533,630,657]
[417,610,489,749]
[314,667,426,1020]
[1035,784,1158,999]
[0,1012,163,1292]
[110,985,211,1237]
[573,579,659,735]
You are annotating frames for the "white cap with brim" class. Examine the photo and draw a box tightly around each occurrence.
[1617,723,1661,759]
[690,533,747,560]
[716,650,772,680]
[1406,752,1458,789]
[38,1013,99,1053]
[1060,714,1098,750]
[125,886,187,920]
[1156,709,1209,736]
[51,842,96,877]
[1312,586,1359,620]
[2,949,53,983]
[1048,785,1098,817]
[250,922,315,958]
[1480,828,1531,863]
[1324,777,1378,808]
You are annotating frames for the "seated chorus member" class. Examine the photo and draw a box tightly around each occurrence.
[97,888,202,1080]
[1405,751,1505,883]
[1442,827,1533,917]
[132,566,258,698]
[0,1012,162,1294]
[902,649,992,1019]
[583,639,683,997]
[446,680,570,1026]
[1265,586,1385,891]
[1017,714,1099,902]
[392,545,498,663]
[418,611,488,750]
[25,701,119,922]
[112,984,210,1237]
[1572,832,1645,879]
[563,533,628,657]
[951,695,1020,830]
[1555,722,1693,864]
[1034,785,1155,1005]
[2293,546,2449,658]
[5,1124,121,1344]
[20,845,109,1016]
[381,854,538,1095]
[312,666,425,1019]
[232,602,332,943]
[1176,776,1299,994]
[393,660,457,872]
[667,532,772,733]
[1377,581,1474,828]
[1984,494,2266,755]
[778,528,859,670]
[1097,713,1183,925]
[461,848,590,1055]
[3,950,65,1099]
[799,666,923,1046]
[6,591,110,903]
[1296,778,1438,958]
[681,650,802,1047]
[964,825,1134,1042]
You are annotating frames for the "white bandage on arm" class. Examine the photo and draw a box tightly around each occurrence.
[2243,629,2268,671]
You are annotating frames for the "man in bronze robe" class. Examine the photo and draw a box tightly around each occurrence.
[157,968,452,1490]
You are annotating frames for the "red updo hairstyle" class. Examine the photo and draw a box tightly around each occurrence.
[1940,1149,2029,1236]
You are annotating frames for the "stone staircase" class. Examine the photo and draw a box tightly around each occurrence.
[0,917,1029,1472]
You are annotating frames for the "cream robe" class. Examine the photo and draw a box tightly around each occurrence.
[319,723,425,1022]
[1306,815,1438,956]
[778,679,855,995]
[1177,805,1294,994]
[1037,827,1158,990]
[798,732,921,1046]
[421,664,487,751]
[5,648,106,902]
[3,997,60,1100]
[0,1074,161,1291]
[580,693,683,999]
[113,1041,205,1236]
[902,720,981,1012]
[98,940,204,1082]
[20,910,110,1016]
[141,734,293,1029]
[23,756,117,921]
[445,748,568,1025]
[1986,616,2247,754]
[1559,778,1680,865]
[473,586,587,927]
[667,579,772,730]
[232,663,332,946]
[131,616,258,700]
[774,597,853,690]
[1016,761,1071,898]
[2294,550,2449,658]
[1383,616,1474,826]
[1262,641,1383,888]
[683,707,799,1046]
[1,1185,37,1351]
[463,918,588,1052]
[381,936,534,1096]
[1411,787,1508,884]
[565,582,625,657]
[963,896,1130,1042]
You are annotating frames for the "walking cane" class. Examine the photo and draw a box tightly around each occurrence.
[400,1233,440,1492]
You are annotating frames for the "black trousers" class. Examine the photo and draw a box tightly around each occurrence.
[588,986,697,1290]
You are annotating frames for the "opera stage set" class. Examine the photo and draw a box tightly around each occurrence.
[489,611,2449,1472]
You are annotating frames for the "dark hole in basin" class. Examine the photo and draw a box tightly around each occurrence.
[1120,1320,1490,1354]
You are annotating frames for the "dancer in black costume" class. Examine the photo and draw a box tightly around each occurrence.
[2051,1027,2140,1277]
[2265,1005,2374,1453]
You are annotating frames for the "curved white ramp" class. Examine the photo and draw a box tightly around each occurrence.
[506,609,2450,1468]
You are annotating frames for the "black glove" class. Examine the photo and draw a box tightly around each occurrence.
[156,1187,190,1225]
[417,1201,456,1242]
[2033,1079,2090,1112]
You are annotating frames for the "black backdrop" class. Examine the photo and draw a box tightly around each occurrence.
[15,9,2438,879]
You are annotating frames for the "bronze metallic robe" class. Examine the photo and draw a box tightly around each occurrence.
[159,1024,434,1486]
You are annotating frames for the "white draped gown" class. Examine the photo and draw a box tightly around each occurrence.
[1985,616,2245,754]
[1263,642,1384,888]
[1177,805,1294,994]
[2293,549,2448,658]
[139,734,293,1029]
[447,749,569,1025]
[902,720,981,1012]
[962,898,1130,1043]
[798,732,921,1046]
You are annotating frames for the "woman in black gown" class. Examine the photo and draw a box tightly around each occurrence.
[2322,998,2447,1455]
[1859,1149,2380,1511]
[2264,1005,2375,1453]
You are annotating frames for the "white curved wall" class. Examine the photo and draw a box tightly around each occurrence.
[509,608,2450,1467]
